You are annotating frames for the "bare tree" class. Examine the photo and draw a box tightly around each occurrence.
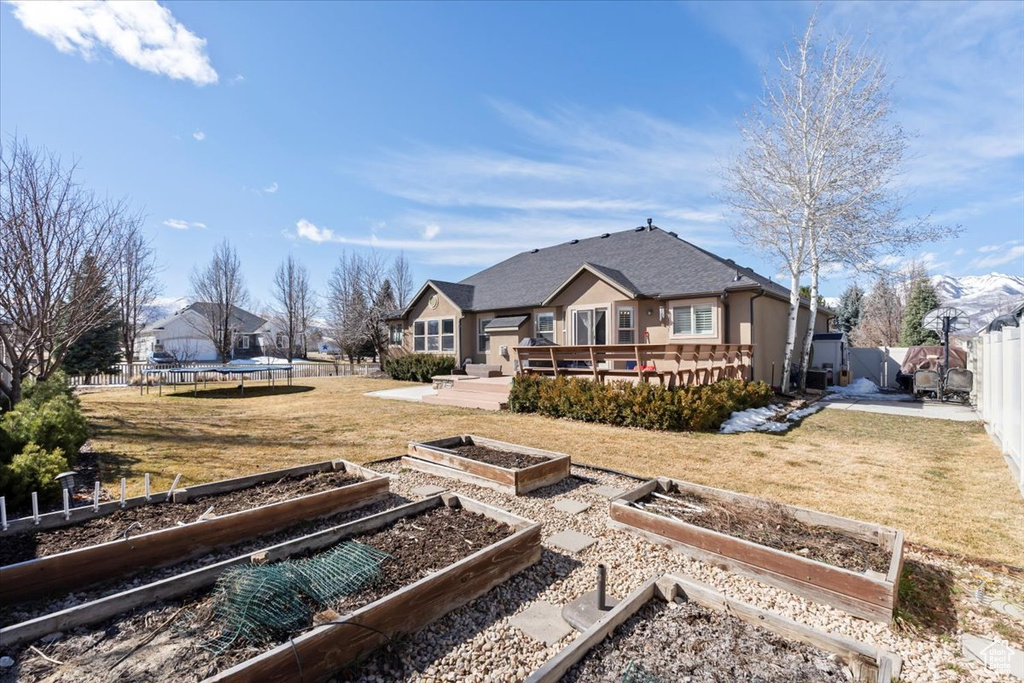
[390,252,414,309]
[325,250,403,365]
[188,240,250,362]
[723,15,950,393]
[0,137,133,406]
[851,273,904,347]
[112,220,161,374]
[271,255,318,361]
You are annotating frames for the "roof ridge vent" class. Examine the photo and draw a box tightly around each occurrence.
[600,233,610,238]
[530,248,539,253]
[570,239,579,244]
[667,231,678,237]
[634,226,645,232]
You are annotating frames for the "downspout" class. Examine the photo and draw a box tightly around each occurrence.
[748,289,766,381]
[722,294,730,344]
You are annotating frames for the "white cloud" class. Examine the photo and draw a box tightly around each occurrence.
[970,245,1024,270]
[422,223,441,240]
[192,130,205,141]
[262,181,278,194]
[10,0,218,86]
[163,218,206,230]
[232,74,245,83]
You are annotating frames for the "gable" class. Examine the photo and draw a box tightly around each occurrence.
[406,284,461,321]
[547,269,635,308]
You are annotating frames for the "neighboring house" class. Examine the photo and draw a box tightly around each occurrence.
[135,302,268,362]
[387,224,830,383]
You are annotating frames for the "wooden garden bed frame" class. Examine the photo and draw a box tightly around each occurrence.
[526,573,901,683]
[2,494,541,677]
[0,460,389,604]
[205,493,541,682]
[403,435,570,495]
[609,477,904,623]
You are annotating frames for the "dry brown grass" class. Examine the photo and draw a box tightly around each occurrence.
[79,377,1024,565]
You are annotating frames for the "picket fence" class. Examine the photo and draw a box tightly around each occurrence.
[67,361,379,386]
[972,326,1023,497]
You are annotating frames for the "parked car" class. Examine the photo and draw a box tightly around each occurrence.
[147,351,177,364]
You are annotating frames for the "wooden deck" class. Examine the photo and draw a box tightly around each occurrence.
[513,343,753,387]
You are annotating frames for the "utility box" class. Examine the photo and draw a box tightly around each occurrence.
[811,332,849,386]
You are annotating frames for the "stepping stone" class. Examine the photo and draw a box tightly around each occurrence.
[411,484,446,497]
[553,499,591,515]
[592,485,626,499]
[547,529,597,554]
[510,601,574,646]
[962,633,1024,679]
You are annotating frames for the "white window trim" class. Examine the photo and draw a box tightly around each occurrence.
[567,304,611,346]
[241,335,250,349]
[616,304,636,344]
[535,311,556,343]
[669,300,717,339]
[413,316,456,354]
[478,317,493,354]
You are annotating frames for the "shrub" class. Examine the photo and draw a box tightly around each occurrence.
[508,376,773,432]
[0,443,71,509]
[1,372,88,465]
[385,354,457,383]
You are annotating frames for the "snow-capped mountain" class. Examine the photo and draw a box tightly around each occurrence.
[931,273,1024,330]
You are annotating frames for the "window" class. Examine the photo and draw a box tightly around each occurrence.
[672,305,714,336]
[413,318,455,353]
[241,335,250,350]
[571,308,607,345]
[478,318,493,353]
[536,313,555,343]
[617,306,635,344]
[389,323,403,346]
[276,332,287,349]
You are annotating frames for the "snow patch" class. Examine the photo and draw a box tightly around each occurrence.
[719,406,789,434]
[786,404,824,421]
[826,378,881,397]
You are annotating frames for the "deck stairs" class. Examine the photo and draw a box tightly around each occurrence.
[422,376,512,411]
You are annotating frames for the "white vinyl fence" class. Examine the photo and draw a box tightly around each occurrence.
[972,326,1023,496]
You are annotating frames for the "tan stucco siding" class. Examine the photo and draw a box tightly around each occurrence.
[403,285,463,358]
[549,271,628,308]
[750,294,831,385]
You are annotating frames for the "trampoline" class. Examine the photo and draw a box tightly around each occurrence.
[141,363,294,397]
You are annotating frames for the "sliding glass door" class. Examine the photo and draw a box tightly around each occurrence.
[571,308,607,345]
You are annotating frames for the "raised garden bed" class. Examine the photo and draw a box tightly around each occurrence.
[3,494,541,683]
[403,434,570,495]
[609,478,904,623]
[527,574,901,683]
[0,460,389,604]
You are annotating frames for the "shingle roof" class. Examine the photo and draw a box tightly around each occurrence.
[145,302,267,334]
[454,226,790,312]
[429,280,476,311]
[484,315,530,331]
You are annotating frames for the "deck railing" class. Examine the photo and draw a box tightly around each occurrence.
[513,343,754,387]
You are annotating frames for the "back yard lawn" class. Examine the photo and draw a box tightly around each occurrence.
[79,377,1023,566]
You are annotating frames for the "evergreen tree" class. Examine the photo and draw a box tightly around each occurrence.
[835,284,864,336]
[63,256,122,381]
[899,277,941,345]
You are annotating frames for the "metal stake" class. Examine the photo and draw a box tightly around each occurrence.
[144,473,151,501]
[93,481,101,512]
[120,478,127,507]
[63,488,71,520]
[31,492,39,525]
[1,496,7,531]
[597,564,607,610]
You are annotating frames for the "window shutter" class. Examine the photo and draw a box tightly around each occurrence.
[695,306,713,334]
[673,306,692,335]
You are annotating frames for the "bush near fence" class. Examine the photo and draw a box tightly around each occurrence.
[384,354,457,383]
[508,375,773,432]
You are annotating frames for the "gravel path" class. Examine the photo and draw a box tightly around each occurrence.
[10,461,1019,682]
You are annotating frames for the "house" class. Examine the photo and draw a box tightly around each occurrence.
[135,302,269,362]
[387,223,830,384]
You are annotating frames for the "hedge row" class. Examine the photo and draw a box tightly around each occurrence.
[1,372,89,508]
[508,375,773,432]
[385,353,457,383]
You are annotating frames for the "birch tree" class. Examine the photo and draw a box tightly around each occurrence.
[0,137,133,406]
[724,15,948,393]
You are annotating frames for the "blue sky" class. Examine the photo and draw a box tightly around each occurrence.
[2,1,1022,308]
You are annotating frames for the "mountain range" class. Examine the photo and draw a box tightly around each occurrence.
[931,273,1024,330]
